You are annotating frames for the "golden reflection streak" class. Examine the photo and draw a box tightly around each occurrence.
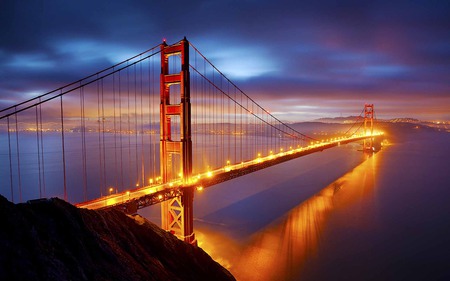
[198,152,379,281]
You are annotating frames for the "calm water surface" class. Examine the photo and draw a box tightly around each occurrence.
[165,130,450,280]
[3,127,449,280]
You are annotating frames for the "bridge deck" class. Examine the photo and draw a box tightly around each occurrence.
[76,134,382,213]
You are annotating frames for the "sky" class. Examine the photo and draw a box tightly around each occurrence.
[1,0,449,122]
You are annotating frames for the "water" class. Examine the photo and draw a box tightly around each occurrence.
[2,126,449,280]
[0,132,161,202]
[183,129,450,280]
[0,130,285,203]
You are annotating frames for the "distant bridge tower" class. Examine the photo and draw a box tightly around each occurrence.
[363,104,374,151]
[160,38,195,244]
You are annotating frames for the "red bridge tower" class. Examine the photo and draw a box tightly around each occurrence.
[363,104,374,152]
[160,38,195,244]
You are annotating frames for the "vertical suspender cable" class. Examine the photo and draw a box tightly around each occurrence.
[7,117,14,202]
[240,90,243,163]
[140,57,145,187]
[97,77,103,197]
[228,82,230,163]
[60,95,67,201]
[119,70,124,190]
[253,103,256,158]
[220,75,223,166]
[148,56,154,180]
[101,79,107,193]
[234,86,236,164]
[214,71,217,167]
[80,85,87,201]
[152,55,157,180]
[127,66,132,188]
[83,87,87,198]
[134,64,139,186]
[39,103,46,197]
[113,69,118,192]
[14,110,22,202]
[35,106,42,198]
[202,57,205,172]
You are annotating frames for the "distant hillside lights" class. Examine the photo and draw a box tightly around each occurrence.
[7,127,159,134]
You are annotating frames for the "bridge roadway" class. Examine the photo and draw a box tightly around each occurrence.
[76,133,383,214]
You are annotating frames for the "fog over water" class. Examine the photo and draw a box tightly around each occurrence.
[142,127,450,280]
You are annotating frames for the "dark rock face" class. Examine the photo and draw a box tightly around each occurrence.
[0,196,235,281]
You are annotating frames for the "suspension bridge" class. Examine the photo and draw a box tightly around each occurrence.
[0,38,382,244]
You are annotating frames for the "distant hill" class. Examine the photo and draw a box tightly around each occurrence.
[388,117,420,123]
[314,116,362,124]
[0,196,235,281]
[314,116,420,124]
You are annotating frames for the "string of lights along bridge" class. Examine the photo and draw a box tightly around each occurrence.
[0,38,382,244]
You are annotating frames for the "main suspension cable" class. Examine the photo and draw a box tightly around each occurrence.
[188,42,317,142]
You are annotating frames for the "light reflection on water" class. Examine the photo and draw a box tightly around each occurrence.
[197,131,450,280]
[197,153,378,280]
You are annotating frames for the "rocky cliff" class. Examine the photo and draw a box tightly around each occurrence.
[0,195,235,281]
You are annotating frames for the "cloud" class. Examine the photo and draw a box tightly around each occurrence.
[1,0,449,121]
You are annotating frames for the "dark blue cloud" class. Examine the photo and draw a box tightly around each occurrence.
[1,0,449,120]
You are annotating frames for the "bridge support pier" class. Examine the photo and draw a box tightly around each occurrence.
[160,38,196,245]
[161,186,195,244]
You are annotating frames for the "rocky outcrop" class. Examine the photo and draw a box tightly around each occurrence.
[0,196,235,281]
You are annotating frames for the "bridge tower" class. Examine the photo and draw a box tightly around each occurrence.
[159,38,195,244]
[363,104,374,151]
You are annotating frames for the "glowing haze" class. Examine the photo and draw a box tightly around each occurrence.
[1,0,449,121]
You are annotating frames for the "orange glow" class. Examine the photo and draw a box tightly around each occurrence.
[198,152,379,280]
[224,160,232,172]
